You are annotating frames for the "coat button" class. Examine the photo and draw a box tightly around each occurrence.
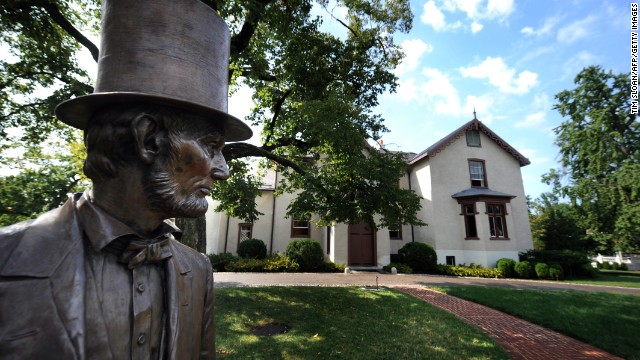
[137,283,146,292]
[137,333,146,345]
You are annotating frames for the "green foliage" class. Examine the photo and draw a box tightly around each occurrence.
[210,160,264,223]
[437,264,501,278]
[549,264,564,280]
[285,239,324,272]
[397,242,437,273]
[382,262,413,274]
[514,261,533,279]
[0,137,88,226]
[496,258,516,278]
[534,263,550,279]
[529,196,589,251]
[237,238,267,259]
[519,249,592,278]
[208,252,239,272]
[547,66,640,253]
[322,261,347,273]
[263,254,300,272]
[225,258,267,272]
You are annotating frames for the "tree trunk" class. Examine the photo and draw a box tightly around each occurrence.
[175,216,207,253]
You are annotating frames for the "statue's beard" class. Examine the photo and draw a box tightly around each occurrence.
[143,159,209,219]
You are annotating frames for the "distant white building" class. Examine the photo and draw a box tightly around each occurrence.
[205,117,534,268]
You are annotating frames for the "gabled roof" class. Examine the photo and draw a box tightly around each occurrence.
[408,118,531,167]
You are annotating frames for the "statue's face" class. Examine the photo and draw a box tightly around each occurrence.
[144,119,228,218]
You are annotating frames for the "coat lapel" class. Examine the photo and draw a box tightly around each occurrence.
[165,239,193,359]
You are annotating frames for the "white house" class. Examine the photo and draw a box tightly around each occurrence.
[205,116,534,268]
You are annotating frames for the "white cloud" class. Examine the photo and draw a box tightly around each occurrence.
[471,22,484,33]
[562,51,599,79]
[459,56,538,94]
[421,0,447,31]
[557,15,597,44]
[521,16,561,37]
[515,112,546,128]
[395,77,421,103]
[421,0,513,33]
[533,92,552,111]
[486,0,515,19]
[396,39,433,76]
[463,94,494,123]
[521,26,534,35]
[419,67,462,115]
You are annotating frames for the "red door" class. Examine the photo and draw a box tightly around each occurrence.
[348,222,376,266]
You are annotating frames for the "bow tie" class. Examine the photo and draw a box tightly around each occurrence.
[118,236,173,269]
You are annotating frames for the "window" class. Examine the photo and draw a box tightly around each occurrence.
[446,256,456,266]
[291,216,310,237]
[461,203,478,239]
[468,160,487,188]
[238,223,253,247]
[466,130,481,146]
[487,204,509,239]
[389,225,402,240]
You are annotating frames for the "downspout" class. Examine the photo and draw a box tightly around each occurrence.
[223,213,230,253]
[407,168,415,242]
[269,170,278,255]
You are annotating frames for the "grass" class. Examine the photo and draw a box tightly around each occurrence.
[562,269,640,288]
[215,286,509,359]
[436,286,640,360]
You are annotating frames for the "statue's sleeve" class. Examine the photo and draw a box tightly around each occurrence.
[200,255,216,360]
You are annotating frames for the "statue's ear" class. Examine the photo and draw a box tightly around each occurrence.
[132,113,160,164]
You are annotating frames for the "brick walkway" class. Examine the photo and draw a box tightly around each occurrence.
[393,286,623,360]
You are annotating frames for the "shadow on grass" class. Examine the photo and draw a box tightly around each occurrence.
[215,286,509,359]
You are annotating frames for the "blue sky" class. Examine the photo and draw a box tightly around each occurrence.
[67,1,631,200]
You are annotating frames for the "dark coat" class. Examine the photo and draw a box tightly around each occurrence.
[0,196,215,359]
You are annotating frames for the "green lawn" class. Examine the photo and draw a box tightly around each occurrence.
[436,286,640,360]
[215,286,509,359]
[562,269,640,288]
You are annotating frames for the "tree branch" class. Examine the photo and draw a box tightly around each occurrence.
[223,142,307,176]
[264,89,292,145]
[12,0,100,62]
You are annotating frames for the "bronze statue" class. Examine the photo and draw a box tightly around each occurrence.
[0,0,251,358]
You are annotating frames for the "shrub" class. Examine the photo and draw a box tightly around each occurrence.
[225,258,266,272]
[237,239,267,259]
[514,261,533,279]
[382,262,413,274]
[263,254,299,272]
[285,239,324,272]
[519,249,591,278]
[620,263,629,271]
[611,262,620,270]
[208,252,239,272]
[323,261,347,273]
[397,242,437,273]
[438,264,501,278]
[535,262,550,279]
[496,258,516,278]
[549,264,564,280]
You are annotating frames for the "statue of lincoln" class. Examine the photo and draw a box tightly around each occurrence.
[0,0,251,359]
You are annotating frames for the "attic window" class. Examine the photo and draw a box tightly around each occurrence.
[466,130,481,147]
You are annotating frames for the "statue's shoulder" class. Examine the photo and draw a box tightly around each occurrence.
[169,238,211,273]
[0,198,81,276]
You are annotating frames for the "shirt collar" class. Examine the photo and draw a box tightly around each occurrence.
[76,190,182,252]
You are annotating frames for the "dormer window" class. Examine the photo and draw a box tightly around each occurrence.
[468,159,487,188]
[466,130,481,147]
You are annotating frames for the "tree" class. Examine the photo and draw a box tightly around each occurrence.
[545,66,640,253]
[529,193,589,252]
[1,1,424,252]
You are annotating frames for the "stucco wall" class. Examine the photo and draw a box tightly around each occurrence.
[407,130,533,267]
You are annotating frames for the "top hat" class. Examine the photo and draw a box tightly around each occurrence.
[55,0,252,141]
